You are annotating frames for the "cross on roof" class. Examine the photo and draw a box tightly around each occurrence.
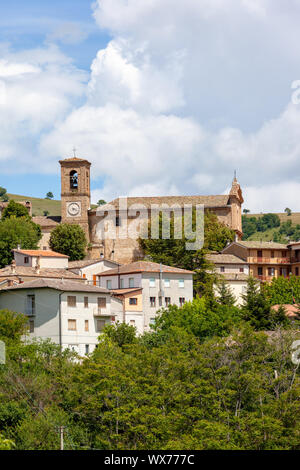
[72,147,77,158]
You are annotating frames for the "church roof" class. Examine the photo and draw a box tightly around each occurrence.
[98,195,231,212]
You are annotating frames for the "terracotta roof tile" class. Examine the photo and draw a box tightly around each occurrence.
[13,249,68,258]
[207,253,247,264]
[0,266,83,280]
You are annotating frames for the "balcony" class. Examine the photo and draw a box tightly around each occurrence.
[93,308,111,317]
[249,257,290,265]
[291,257,300,264]
[25,308,35,317]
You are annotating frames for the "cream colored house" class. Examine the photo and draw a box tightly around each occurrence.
[96,261,194,334]
[206,252,250,305]
[0,279,123,356]
[68,258,120,283]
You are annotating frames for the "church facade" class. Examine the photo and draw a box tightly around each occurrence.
[35,156,244,265]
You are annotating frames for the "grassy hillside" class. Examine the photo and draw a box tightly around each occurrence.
[6,194,98,217]
[7,193,61,217]
[243,212,300,242]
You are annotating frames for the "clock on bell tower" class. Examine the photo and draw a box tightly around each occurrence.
[59,153,91,241]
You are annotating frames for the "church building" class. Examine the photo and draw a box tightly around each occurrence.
[34,156,244,265]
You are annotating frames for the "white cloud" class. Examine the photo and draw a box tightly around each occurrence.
[0,44,87,168]
[2,1,300,213]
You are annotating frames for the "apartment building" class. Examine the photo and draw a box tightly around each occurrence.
[288,242,300,276]
[222,241,291,281]
[96,261,194,334]
[0,279,123,356]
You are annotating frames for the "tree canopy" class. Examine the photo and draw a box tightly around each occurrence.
[49,223,87,261]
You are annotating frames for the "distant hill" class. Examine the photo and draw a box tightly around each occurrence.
[6,194,97,217]
[7,193,61,217]
[243,212,300,242]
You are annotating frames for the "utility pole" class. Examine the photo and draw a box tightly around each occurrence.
[60,426,65,451]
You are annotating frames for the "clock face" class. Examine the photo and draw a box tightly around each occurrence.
[67,202,81,217]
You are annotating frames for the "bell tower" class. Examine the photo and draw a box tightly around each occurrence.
[59,153,91,240]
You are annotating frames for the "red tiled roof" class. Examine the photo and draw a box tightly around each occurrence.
[13,249,68,258]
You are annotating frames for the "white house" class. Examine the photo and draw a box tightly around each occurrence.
[96,261,194,334]
[68,258,120,283]
[0,279,123,356]
[13,249,69,269]
[206,252,250,305]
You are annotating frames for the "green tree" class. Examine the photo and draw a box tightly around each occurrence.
[285,208,292,216]
[97,199,107,206]
[100,322,137,348]
[49,223,87,261]
[216,279,236,306]
[0,217,41,268]
[43,210,49,216]
[264,276,300,306]
[0,310,28,343]
[1,200,31,220]
[0,187,7,200]
[0,432,14,450]
[45,192,54,200]
[241,277,273,330]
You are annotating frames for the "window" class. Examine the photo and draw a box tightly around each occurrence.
[268,267,275,277]
[271,251,275,258]
[150,297,156,308]
[26,295,35,316]
[24,257,29,264]
[67,296,76,307]
[296,267,299,276]
[129,278,134,288]
[96,319,106,332]
[120,278,124,288]
[164,279,170,288]
[130,320,136,326]
[239,267,244,273]
[116,216,121,227]
[258,267,263,276]
[106,280,112,289]
[220,267,225,273]
[85,320,89,332]
[129,298,137,305]
[84,296,89,308]
[29,320,34,333]
[85,345,89,355]
[70,170,78,190]
[165,297,171,306]
[179,279,184,288]
[68,319,77,331]
[149,278,155,288]
[257,250,263,258]
[179,297,185,307]
[282,251,287,257]
[98,297,107,309]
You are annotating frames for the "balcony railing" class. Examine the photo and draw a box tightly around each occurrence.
[93,308,111,317]
[291,257,300,264]
[250,257,290,264]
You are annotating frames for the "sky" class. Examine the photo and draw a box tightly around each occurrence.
[1,0,300,212]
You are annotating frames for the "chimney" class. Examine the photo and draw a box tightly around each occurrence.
[11,260,16,275]
[35,257,41,275]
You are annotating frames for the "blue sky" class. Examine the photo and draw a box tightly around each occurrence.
[1,0,300,211]
[1,0,110,199]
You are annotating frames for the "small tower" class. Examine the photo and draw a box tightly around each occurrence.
[59,154,91,241]
[229,172,244,240]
